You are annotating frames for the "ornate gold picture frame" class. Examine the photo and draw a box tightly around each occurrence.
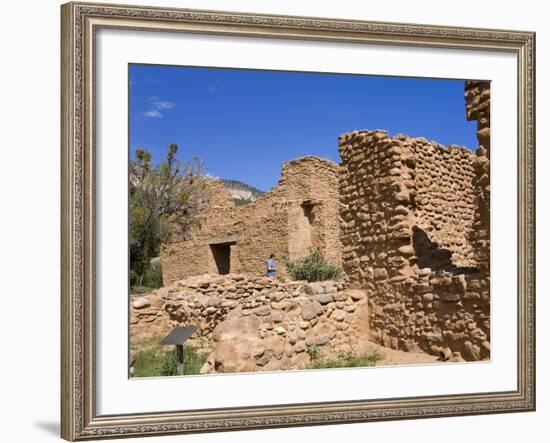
[61,1,535,440]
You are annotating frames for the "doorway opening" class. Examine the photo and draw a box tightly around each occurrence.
[209,242,234,275]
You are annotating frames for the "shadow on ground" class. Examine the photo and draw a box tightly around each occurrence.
[34,421,59,437]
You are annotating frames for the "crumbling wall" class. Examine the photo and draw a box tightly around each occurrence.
[154,82,491,364]
[130,274,371,373]
[339,131,477,286]
[339,131,413,287]
[161,242,213,284]
[465,80,491,272]
[161,156,341,284]
[161,179,238,284]
[339,122,489,360]
[273,156,342,263]
[412,139,477,268]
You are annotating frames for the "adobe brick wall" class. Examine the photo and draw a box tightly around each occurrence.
[161,156,341,284]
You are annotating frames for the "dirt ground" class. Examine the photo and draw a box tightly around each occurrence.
[367,342,440,367]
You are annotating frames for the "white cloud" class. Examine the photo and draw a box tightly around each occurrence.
[144,110,162,118]
[142,97,176,119]
[153,101,175,110]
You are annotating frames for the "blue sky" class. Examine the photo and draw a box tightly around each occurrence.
[129,64,477,192]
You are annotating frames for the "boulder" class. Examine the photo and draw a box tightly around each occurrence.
[348,290,365,301]
[374,268,389,280]
[322,281,337,294]
[331,309,347,322]
[256,355,270,366]
[253,305,271,316]
[301,301,324,320]
[132,297,151,309]
[203,315,262,373]
[316,294,334,305]
[304,282,325,295]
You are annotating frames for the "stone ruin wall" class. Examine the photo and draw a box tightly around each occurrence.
[339,131,477,288]
[412,139,477,269]
[161,178,289,284]
[339,85,491,361]
[161,156,341,285]
[339,130,412,286]
[465,80,491,273]
[138,80,491,369]
[131,274,370,373]
[280,156,341,264]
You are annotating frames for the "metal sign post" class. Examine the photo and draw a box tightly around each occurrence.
[160,326,198,375]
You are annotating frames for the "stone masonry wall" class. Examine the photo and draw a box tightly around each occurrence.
[412,139,477,268]
[161,156,341,284]
[339,130,477,288]
[339,126,489,361]
[465,80,491,272]
[130,274,370,373]
[138,81,491,367]
[339,130,412,287]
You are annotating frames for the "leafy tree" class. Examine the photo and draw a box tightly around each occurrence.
[129,144,207,287]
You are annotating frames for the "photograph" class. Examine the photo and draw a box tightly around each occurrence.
[128,64,491,377]
[57,1,536,439]
[1,0,544,439]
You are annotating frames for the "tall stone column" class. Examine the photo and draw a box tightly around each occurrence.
[465,81,491,273]
[338,130,418,290]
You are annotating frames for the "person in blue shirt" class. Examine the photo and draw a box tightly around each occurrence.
[266,253,277,278]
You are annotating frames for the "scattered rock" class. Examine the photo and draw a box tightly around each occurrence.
[304,282,325,295]
[331,309,346,322]
[132,297,150,309]
[302,301,324,320]
[348,290,365,301]
[316,294,334,305]
[374,268,389,280]
[256,355,270,366]
[253,305,271,316]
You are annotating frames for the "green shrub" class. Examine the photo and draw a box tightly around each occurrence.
[133,348,173,377]
[307,345,321,362]
[159,349,179,376]
[131,260,163,293]
[133,345,209,377]
[181,345,210,375]
[142,260,163,289]
[282,248,342,282]
[233,197,253,206]
[306,349,383,370]
[131,286,154,295]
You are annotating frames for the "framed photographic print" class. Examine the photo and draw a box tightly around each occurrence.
[61,1,536,440]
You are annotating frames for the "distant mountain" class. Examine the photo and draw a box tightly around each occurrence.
[221,179,264,205]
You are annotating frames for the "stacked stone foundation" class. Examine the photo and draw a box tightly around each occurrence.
[131,274,372,373]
